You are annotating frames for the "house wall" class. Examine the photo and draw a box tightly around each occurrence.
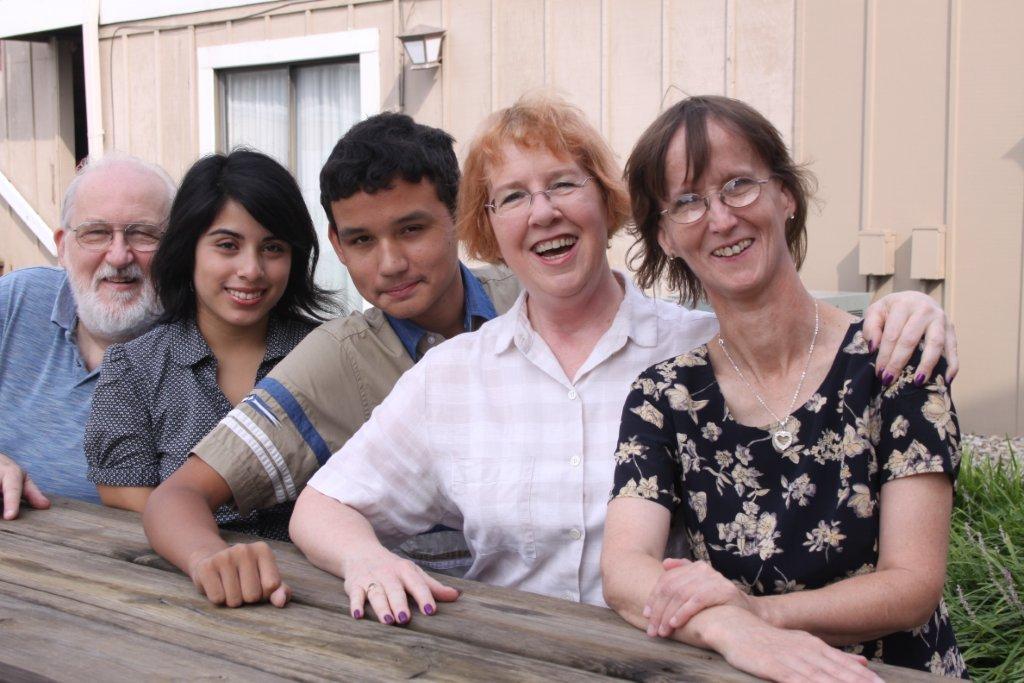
[0,0,1021,434]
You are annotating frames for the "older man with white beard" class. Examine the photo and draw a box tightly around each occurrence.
[0,153,174,519]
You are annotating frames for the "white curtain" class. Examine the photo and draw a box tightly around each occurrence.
[296,61,362,312]
[223,68,290,165]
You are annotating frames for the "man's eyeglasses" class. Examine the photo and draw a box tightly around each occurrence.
[70,222,165,252]
[661,176,773,225]
[486,177,593,218]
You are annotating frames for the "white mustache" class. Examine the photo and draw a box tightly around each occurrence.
[92,262,145,289]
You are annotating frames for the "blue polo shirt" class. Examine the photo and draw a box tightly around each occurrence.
[0,267,102,503]
[385,263,499,361]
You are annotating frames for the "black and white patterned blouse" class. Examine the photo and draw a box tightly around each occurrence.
[611,321,966,678]
[85,315,314,540]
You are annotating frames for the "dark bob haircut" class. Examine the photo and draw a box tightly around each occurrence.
[319,112,459,229]
[626,95,814,307]
[152,149,335,323]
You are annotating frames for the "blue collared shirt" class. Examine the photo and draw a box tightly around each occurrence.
[385,263,499,361]
[0,267,102,503]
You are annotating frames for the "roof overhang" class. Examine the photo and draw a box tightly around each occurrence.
[0,0,270,39]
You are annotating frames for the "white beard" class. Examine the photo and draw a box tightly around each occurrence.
[68,262,162,342]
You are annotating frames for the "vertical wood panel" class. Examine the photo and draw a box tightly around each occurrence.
[666,0,728,100]
[229,17,269,43]
[157,29,195,181]
[445,0,492,152]
[268,11,307,38]
[5,42,36,203]
[731,0,794,145]
[125,32,158,162]
[546,0,602,127]
[605,0,662,159]
[494,0,545,109]
[795,0,866,293]
[946,0,1024,434]
[30,42,57,222]
[306,6,353,34]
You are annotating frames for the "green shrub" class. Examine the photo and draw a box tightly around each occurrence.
[945,447,1024,682]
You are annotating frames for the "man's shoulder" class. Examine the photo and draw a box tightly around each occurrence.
[0,267,66,330]
[0,266,65,298]
[469,264,520,314]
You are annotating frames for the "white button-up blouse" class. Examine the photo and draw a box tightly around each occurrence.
[307,275,718,605]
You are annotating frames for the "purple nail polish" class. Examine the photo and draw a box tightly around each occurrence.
[397,611,409,624]
[915,373,926,386]
[383,614,394,625]
[868,339,877,353]
[882,371,894,386]
[424,604,435,615]
[353,609,362,619]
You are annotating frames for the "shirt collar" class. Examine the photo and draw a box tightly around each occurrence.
[51,272,78,336]
[169,317,214,367]
[168,315,302,367]
[492,271,660,353]
[385,263,499,361]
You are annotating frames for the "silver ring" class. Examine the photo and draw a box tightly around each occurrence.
[365,582,381,594]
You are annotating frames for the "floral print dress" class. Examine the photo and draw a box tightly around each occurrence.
[611,322,967,678]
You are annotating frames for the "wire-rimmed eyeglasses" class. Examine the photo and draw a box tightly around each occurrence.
[660,176,773,225]
[485,176,593,218]
[70,221,166,252]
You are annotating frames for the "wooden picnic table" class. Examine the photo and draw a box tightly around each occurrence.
[0,498,942,682]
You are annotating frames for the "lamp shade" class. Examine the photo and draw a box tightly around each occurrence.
[398,24,446,69]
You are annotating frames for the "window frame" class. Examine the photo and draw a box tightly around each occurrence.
[196,29,379,156]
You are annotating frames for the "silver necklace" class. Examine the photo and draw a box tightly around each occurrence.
[717,299,819,452]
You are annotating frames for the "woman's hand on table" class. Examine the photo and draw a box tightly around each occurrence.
[705,606,882,683]
[863,290,957,384]
[188,541,291,608]
[343,547,459,625]
[643,558,761,637]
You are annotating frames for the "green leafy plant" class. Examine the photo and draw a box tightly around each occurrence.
[944,445,1024,682]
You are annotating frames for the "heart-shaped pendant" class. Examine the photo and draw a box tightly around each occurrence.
[772,429,793,452]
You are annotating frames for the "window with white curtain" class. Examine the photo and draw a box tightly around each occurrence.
[221,60,362,312]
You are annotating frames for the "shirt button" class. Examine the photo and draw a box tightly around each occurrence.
[426,335,439,345]
[569,455,581,467]
[569,527,582,540]
[568,388,578,400]
[563,591,576,601]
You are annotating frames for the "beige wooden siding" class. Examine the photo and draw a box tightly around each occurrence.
[0,0,1020,434]
[0,38,71,269]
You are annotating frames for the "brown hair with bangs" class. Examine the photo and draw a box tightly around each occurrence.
[626,95,814,306]
[458,93,631,264]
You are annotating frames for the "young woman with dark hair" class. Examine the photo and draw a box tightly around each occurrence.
[84,150,334,540]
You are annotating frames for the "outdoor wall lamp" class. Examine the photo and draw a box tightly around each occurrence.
[398,25,445,69]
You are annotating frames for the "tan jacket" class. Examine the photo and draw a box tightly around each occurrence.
[194,265,520,520]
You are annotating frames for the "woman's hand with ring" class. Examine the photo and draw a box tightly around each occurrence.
[644,558,757,637]
[343,547,459,625]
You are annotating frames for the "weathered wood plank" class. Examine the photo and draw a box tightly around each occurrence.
[3,499,943,682]
[0,532,612,682]
[0,590,282,682]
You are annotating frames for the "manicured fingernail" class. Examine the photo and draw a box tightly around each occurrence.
[642,606,651,618]
[915,373,926,386]
[383,614,394,625]
[868,339,877,353]
[881,372,894,385]
[424,604,435,615]
[353,609,362,619]
[397,611,409,624]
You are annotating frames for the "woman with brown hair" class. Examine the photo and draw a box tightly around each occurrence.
[601,95,965,679]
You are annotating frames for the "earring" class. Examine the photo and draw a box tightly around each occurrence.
[789,214,795,221]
